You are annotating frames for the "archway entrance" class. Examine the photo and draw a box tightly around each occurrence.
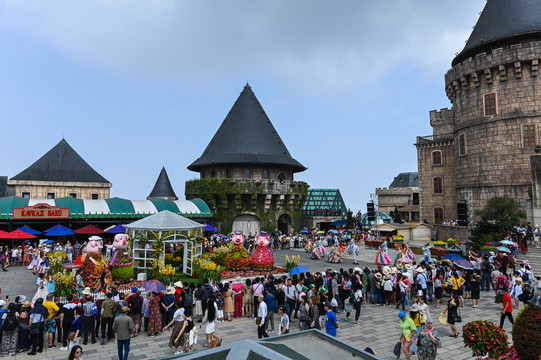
[232,214,260,237]
[278,214,291,235]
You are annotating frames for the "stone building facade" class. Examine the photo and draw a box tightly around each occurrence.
[186,84,308,234]
[376,172,420,222]
[416,0,541,225]
[7,139,111,200]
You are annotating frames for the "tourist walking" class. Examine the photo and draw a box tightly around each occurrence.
[499,286,514,328]
[441,293,459,337]
[324,301,338,337]
[164,300,185,353]
[398,310,416,360]
[171,308,194,354]
[416,318,441,360]
[308,296,320,330]
[68,306,83,350]
[113,306,135,360]
[200,296,221,348]
[298,295,310,330]
[256,295,269,339]
[278,306,289,334]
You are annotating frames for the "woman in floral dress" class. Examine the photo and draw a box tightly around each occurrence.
[148,292,162,336]
[416,319,441,360]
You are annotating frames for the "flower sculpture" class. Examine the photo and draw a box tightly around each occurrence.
[79,236,113,292]
[224,231,250,270]
[250,231,275,269]
[108,234,134,281]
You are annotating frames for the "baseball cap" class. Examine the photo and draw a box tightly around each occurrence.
[324,301,332,307]
[398,310,407,319]
[0,300,5,307]
[131,287,138,293]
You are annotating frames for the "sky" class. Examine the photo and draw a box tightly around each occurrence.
[0,0,486,214]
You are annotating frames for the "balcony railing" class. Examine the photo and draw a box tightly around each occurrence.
[416,133,454,144]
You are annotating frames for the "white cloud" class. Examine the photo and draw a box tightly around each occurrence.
[0,0,484,93]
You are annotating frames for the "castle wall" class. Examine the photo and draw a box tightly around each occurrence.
[444,41,541,214]
[200,166,293,182]
[7,180,111,200]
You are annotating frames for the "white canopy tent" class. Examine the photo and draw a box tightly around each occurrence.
[125,210,205,275]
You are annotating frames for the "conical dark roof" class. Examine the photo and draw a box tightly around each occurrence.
[188,84,306,173]
[148,167,177,200]
[454,0,541,65]
[10,139,109,183]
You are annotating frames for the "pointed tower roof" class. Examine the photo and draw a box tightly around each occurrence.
[10,139,109,183]
[453,0,541,65]
[148,167,178,200]
[188,84,306,173]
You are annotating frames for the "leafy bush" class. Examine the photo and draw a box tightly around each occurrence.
[53,269,75,297]
[462,320,509,359]
[48,252,66,273]
[512,305,541,360]
[211,244,232,266]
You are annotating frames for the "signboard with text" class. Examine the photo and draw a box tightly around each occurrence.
[13,203,70,219]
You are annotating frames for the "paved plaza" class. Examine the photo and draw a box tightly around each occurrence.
[0,245,528,360]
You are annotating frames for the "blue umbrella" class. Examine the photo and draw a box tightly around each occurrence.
[300,230,310,234]
[203,223,217,232]
[496,246,511,253]
[500,240,515,246]
[328,229,339,234]
[289,266,309,275]
[331,220,347,226]
[46,228,75,236]
[42,240,55,245]
[105,225,126,234]
[444,253,463,262]
[44,224,73,233]
[18,226,42,235]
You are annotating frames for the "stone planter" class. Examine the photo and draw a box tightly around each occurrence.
[430,248,449,256]
[410,247,424,255]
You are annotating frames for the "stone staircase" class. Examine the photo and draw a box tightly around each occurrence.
[516,243,541,278]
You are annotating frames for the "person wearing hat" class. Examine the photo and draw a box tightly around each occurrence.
[416,267,428,303]
[510,277,524,310]
[161,287,176,330]
[323,301,338,337]
[17,301,33,353]
[113,306,135,360]
[398,310,416,360]
[416,317,441,360]
[382,274,394,307]
[374,272,384,306]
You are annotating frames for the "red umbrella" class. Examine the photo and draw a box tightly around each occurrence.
[74,225,105,235]
[0,230,11,239]
[2,229,37,239]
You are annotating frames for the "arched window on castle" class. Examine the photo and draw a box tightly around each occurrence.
[434,207,444,224]
[225,169,231,178]
[433,177,443,194]
[244,169,251,179]
[263,169,269,179]
[432,150,442,165]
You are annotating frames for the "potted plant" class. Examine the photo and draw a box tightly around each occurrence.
[392,234,404,249]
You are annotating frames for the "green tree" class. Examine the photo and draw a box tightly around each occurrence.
[392,205,402,223]
[470,195,525,246]
[346,208,354,226]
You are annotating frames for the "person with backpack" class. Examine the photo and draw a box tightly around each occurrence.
[200,279,213,316]
[1,302,19,356]
[126,287,143,337]
[28,297,48,355]
[183,283,194,318]
[43,294,59,349]
[82,294,97,345]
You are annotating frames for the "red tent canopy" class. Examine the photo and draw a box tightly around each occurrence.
[2,229,37,239]
[74,225,104,235]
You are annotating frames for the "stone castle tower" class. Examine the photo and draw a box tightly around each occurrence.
[416,0,541,224]
[185,84,308,235]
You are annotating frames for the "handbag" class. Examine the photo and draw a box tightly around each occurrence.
[256,316,262,326]
[393,341,402,359]
[29,323,40,336]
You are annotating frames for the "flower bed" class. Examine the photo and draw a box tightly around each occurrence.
[364,240,383,248]
[221,267,286,280]
[430,247,449,256]
[463,320,509,359]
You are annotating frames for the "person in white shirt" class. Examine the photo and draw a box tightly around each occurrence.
[256,295,268,339]
[278,306,289,334]
[510,277,524,310]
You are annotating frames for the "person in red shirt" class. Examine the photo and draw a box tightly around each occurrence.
[173,281,183,302]
[499,286,514,328]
